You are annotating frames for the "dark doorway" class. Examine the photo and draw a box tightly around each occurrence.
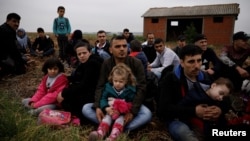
[166,18,203,41]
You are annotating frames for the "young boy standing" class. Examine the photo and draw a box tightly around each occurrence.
[53,6,71,62]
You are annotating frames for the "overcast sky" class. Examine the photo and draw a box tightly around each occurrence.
[0,0,249,33]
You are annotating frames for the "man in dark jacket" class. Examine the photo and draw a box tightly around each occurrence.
[193,34,223,79]
[0,13,26,78]
[82,35,152,132]
[220,31,250,92]
[92,30,111,60]
[142,33,156,63]
[157,45,230,141]
[31,27,55,57]
[122,28,135,44]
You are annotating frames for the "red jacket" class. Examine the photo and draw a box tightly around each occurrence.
[31,73,68,108]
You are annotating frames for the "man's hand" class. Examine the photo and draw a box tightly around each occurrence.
[96,108,104,122]
[203,105,222,121]
[124,112,133,125]
[205,68,214,75]
[236,66,249,78]
[195,104,208,119]
[196,104,222,121]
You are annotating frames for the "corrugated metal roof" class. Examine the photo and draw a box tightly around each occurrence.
[142,3,239,17]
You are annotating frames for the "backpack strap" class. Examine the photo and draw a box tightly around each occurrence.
[65,18,69,30]
[54,18,58,31]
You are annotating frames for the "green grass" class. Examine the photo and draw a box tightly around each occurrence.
[0,90,93,141]
[0,92,128,141]
[0,91,158,141]
[0,85,173,140]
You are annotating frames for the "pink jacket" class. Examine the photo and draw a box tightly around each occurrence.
[31,73,68,108]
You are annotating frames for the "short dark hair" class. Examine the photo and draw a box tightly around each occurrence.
[97,30,106,35]
[233,31,250,41]
[110,35,126,46]
[154,38,164,44]
[37,27,44,33]
[74,41,91,52]
[42,57,64,74]
[193,34,207,43]
[123,28,129,33]
[57,6,65,11]
[72,30,83,40]
[7,13,21,21]
[179,44,203,60]
[130,40,142,52]
[147,33,154,36]
[177,35,186,41]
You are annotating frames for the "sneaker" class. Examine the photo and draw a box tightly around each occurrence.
[105,137,115,141]
[28,109,36,116]
[106,128,120,141]
[88,131,102,141]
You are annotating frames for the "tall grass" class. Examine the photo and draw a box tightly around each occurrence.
[0,91,154,141]
[0,91,93,141]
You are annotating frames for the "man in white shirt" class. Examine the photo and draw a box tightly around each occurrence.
[147,38,180,79]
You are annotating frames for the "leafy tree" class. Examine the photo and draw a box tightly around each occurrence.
[183,23,197,44]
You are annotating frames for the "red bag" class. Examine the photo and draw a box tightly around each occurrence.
[38,109,71,126]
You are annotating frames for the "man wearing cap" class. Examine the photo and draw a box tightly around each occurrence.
[172,35,186,57]
[220,31,250,91]
[193,34,223,79]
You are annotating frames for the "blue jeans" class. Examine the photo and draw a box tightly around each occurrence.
[82,103,152,132]
[168,120,199,141]
[43,48,55,56]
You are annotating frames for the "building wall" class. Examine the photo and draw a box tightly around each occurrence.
[203,16,236,46]
[143,17,167,41]
[143,15,236,45]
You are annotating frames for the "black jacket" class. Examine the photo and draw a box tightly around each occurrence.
[156,65,230,122]
[61,54,103,117]
[32,35,54,52]
[0,23,26,74]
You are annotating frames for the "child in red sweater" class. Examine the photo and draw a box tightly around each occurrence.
[22,58,68,116]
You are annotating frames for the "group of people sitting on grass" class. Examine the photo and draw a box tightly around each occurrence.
[2,12,250,141]
[0,13,55,80]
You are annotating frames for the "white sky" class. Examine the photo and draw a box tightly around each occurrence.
[0,0,249,33]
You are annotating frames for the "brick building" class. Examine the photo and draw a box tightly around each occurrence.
[142,3,240,45]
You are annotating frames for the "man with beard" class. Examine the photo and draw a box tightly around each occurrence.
[156,45,229,141]
[82,35,152,133]
[0,13,26,79]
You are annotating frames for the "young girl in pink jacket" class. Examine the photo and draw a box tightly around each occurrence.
[22,57,68,116]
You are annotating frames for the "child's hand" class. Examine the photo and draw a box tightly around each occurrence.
[29,102,34,108]
[105,107,113,115]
